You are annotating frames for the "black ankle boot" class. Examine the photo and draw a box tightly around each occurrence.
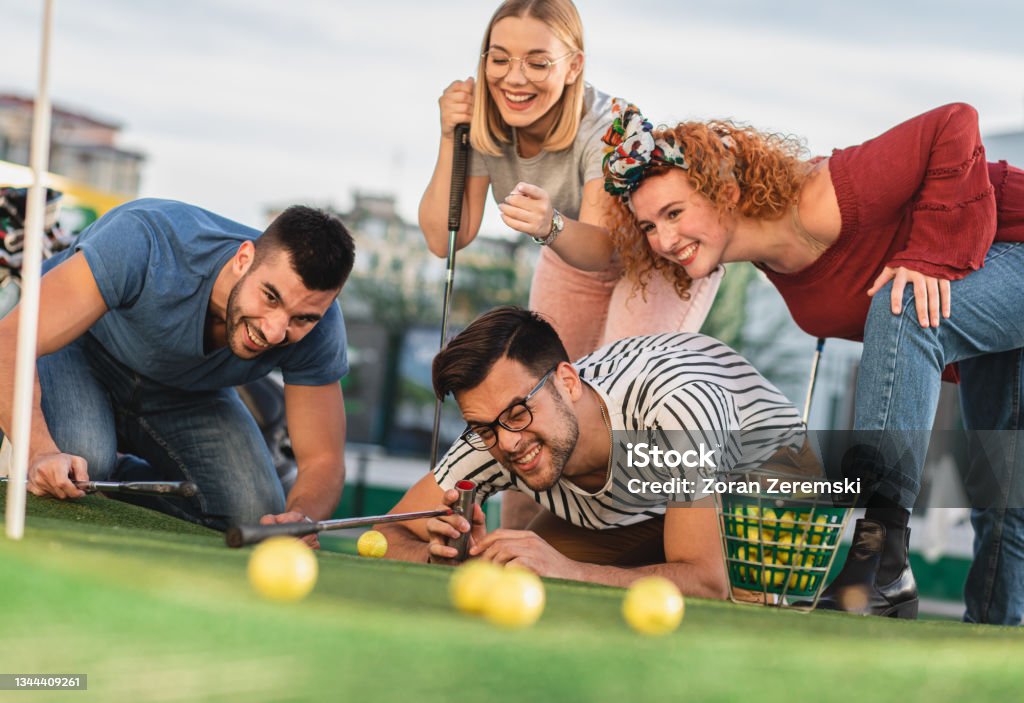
[809,518,918,618]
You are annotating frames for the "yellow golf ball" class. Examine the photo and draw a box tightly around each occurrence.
[761,567,788,590]
[774,531,799,565]
[450,559,505,615]
[808,514,832,545]
[622,576,685,636]
[247,536,318,602]
[788,571,813,592]
[484,568,546,629]
[357,529,388,558]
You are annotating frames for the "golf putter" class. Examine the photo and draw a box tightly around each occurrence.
[77,480,199,497]
[429,122,471,470]
[0,476,198,497]
[225,508,456,548]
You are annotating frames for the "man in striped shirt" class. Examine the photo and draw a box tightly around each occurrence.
[378,307,806,597]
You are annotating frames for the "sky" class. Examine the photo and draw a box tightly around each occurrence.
[3,0,1024,232]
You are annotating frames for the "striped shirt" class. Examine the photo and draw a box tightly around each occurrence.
[433,333,805,529]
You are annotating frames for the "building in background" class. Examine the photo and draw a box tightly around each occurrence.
[0,93,146,316]
[0,93,145,197]
[0,92,144,233]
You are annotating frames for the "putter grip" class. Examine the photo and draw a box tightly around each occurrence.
[225,521,319,548]
[447,123,470,231]
[450,480,477,561]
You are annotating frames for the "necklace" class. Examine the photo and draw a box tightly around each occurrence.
[791,203,827,256]
[565,387,615,497]
[597,388,614,482]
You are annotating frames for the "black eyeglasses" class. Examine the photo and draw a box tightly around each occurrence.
[460,366,558,451]
[481,50,576,83]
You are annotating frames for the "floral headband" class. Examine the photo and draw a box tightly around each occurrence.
[602,99,688,199]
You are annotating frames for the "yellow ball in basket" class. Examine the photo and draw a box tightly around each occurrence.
[765,532,786,562]
[622,576,685,635]
[808,515,832,545]
[760,507,780,531]
[788,571,813,591]
[734,543,759,582]
[761,568,788,589]
[774,530,806,565]
[450,559,504,615]
[247,536,318,602]
[741,505,762,540]
[357,530,388,558]
[484,567,546,629]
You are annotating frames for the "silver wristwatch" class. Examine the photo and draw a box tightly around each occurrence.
[532,209,564,246]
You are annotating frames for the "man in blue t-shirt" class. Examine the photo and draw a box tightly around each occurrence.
[0,199,355,538]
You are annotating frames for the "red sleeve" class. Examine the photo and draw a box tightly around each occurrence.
[832,103,997,280]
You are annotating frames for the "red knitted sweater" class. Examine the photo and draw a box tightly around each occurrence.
[763,103,1024,344]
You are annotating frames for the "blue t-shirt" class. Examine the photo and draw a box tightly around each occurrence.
[44,199,348,391]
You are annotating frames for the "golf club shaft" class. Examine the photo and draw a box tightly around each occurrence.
[430,122,471,469]
[0,476,197,497]
[225,508,455,548]
[78,480,198,497]
[802,338,826,425]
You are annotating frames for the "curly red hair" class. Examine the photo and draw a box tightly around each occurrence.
[604,120,809,299]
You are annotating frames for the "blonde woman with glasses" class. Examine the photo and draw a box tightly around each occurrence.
[418,0,721,366]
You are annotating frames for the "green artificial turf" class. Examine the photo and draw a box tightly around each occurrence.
[1,485,1022,703]
[0,483,217,536]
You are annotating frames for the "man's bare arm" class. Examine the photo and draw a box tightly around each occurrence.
[573,501,728,597]
[472,498,729,599]
[0,252,109,497]
[278,382,347,521]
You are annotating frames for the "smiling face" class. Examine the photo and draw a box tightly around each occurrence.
[484,14,582,137]
[224,250,338,359]
[455,357,579,492]
[629,169,737,280]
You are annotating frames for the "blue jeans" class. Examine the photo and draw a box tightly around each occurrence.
[854,241,1024,625]
[36,334,285,530]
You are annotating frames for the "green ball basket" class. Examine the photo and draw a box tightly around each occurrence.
[717,490,851,609]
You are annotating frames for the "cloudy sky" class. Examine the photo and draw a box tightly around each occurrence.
[4,0,1024,231]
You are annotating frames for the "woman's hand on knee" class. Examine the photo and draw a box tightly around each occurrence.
[868,265,951,328]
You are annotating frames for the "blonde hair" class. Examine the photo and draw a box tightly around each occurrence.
[471,0,585,156]
[607,120,809,298]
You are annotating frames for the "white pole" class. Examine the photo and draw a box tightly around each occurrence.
[5,0,56,540]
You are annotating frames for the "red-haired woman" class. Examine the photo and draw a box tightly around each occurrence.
[603,100,1024,625]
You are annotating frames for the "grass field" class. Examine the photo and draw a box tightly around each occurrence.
[1,485,1022,703]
